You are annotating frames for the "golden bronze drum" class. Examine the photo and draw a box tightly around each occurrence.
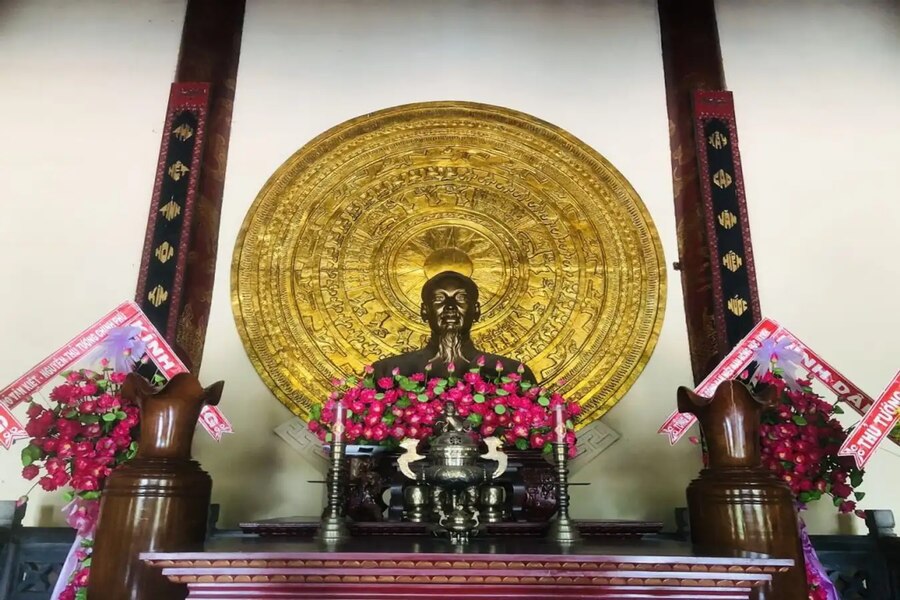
[232,101,666,425]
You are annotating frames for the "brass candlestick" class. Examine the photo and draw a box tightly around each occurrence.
[317,407,350,543]
[547,407,581,544]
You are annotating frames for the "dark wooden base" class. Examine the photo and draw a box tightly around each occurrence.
[143,536,790,600]
[239,517,663,539]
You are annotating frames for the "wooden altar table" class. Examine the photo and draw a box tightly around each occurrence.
[142,536,792,599]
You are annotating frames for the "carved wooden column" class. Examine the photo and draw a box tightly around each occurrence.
[677,380,806,599]
[89,374,224,600]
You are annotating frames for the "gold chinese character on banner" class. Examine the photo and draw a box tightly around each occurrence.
[712,169,733,189]
[148,285,169,307]
[722,251,743,272]
[718,210,737,229]
[155,242,175,264]
[173,123,194,141]
[160,199,181,221]
[168,161,190,181]
[727,296,748,317]
[708,131,728,149]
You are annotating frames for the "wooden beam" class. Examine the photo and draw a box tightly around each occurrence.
[160,0,245,370]
[659,0,730,384]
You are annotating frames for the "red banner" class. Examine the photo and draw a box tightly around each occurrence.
[0,405,26,450]
[839,371,900,469]
[659,319,887,464]
[658,318,779,443]
[0,301,231,445]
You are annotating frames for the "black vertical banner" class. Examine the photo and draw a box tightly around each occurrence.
[692,91,761,350]
[135,83,210,342]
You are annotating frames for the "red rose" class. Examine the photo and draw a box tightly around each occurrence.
[21,465,39,480]
[39,475,58,492]
[73,568,90,587]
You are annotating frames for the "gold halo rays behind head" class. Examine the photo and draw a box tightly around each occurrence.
[231,101,666,426]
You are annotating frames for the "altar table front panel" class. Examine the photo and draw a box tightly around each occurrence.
[143,536,791,600]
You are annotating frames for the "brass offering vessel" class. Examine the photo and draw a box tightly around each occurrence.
[398,403,508,544]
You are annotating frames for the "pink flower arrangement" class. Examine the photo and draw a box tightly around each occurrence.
[20,364,141,600]
[308,359,580,457]
[758,369,864,515]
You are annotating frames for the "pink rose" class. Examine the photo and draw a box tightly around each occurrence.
[377,377,394,389]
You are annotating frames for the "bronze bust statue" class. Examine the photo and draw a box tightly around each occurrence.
[372,271,535,383]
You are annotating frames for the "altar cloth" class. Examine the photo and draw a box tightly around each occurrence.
[142,536,791,599]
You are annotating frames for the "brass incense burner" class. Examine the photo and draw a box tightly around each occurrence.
[398,403,508,544]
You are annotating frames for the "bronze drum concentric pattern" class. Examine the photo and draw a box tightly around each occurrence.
[232,101,666,425]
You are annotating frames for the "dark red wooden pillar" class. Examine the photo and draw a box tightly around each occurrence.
[659,0,733,384]
[172,0,245,370]
[136,0,245,370]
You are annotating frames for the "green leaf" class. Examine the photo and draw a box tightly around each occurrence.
[831,405,844,414]
[325,432,333,443]
[102,413,117,422]
[520,382,532,391]
[80,490,101,500]
[515,438,528,450]
[542,442,553,454]
[81,557,92,568]
[434,386,445,395]
[467,413,483,425]
[798,492,813,503]
[792,415,808,426]
[345,409,354,418]
[375,393,385,400]
[382,414,395,426]
[854,491,866,501]
[473,394,485,404]
[20,444,42,467]
[850,471,864,488]
[96,379,109,391]
[345,376,358,386]
[63,491,75,502]
[116,410,127,419]
[565,419,574,429]
[75,588,87,600]
[416,393,429,403]
[400,379,419,391]
[833,496,844,507]
[80,414,100,424]
[494,405,506,415]
[537,397,550,407]
[501,376,511,383]
[310,404,323,421]
[496,389,509,396]
[396,397,411,408]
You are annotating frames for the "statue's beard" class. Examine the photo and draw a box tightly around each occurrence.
[431,329,465,366]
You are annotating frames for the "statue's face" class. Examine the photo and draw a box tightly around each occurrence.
[421,274,480,335]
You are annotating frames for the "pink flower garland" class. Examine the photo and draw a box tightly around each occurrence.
[308,360,580,456]
[758,369,864,515]
[20,365,140,600]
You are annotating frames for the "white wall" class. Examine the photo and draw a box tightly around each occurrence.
[1,0,897,535]
[194,0,699,528]
[716,0,900,532]
[0,0,186,524]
